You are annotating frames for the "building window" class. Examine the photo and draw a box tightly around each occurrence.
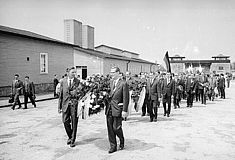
[218,66,224,70]
[40,53,48,74]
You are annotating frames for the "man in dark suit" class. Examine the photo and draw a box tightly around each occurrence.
[160,72,175,117]
[23,76,36,109]
[58,67,80,147]
[173,73,184,109]
[53,74,59,97]
[146,72,161,122]
[11,74,23,110]
[185,74,197,107]
[105,67,129,154]
[218,74,226,99]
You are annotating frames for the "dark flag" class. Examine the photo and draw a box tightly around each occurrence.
[163,51,171,73]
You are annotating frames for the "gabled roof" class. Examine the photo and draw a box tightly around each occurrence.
[122,50,139,55]
[95,44,139,55]
[75,47,155,64]
[0,25,154,65]
[95,44,123,52]
[0,25,78,47]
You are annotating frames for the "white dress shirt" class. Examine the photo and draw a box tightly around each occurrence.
[67,77,74,87]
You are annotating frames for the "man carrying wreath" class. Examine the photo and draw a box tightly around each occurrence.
[105,67,129,154]
[58,67,80,147]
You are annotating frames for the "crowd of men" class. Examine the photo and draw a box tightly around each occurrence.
[124,71,229,122]
[9,68,231,153]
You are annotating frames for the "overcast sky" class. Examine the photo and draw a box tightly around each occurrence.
[0,0,234,64]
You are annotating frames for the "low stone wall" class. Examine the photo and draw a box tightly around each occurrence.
[0,83,54,97]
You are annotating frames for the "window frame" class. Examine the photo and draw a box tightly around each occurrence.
[40,53,48,74]
[218,66,224,70]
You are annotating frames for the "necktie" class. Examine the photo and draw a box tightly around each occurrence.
[112,80,116,91]
[69,79,72,88]
[26,82,29,92]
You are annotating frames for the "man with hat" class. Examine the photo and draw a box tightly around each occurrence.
[105,66,129,153]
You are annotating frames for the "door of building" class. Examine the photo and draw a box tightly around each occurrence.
[82,68,87,79]
[76,66,87,79]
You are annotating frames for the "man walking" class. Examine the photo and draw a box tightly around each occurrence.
[54,74,59,97]
[11,74,23,110]
[23,76,36,109]
[58,67,80,147]
[218,74,226,99]
[146,72,160,122]
[173,73,184,108]
[105,67,129,153]
[161,72,175,117]
[185,74,197,107]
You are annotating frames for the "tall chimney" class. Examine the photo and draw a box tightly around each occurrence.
[82,25,94,49]
[64,19,82,46]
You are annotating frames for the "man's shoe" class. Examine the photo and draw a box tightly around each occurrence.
[23,107,27,109]
[70,143,75,147]
[167,114,170,117]
[119,145,124,150]
[164,113,166,116]
[34,105,36,108]
[11,106,15,110]
[154,118,157,122]
[67,139,72,145]
[108,148,117,154]
[150,117,153,122]
[17,106,22,109]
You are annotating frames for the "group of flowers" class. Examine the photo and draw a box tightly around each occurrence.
[77,75,111,116]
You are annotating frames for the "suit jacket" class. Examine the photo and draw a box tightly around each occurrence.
[58,77,80,112]
[218,77,225,88]
[208,77,217,89]
[146,78,160,100]
[174,78,184,93]
[105,78,129,117]
[53,78,59,87]
[23,81,35,95]
[161,78,175,97]
[185,78,197,93]
[12,80,23,95]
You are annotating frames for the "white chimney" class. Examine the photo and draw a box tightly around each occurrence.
[82,25,94,49]
[64,19,82,46]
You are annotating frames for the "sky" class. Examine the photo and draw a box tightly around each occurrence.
[0,0,235,65]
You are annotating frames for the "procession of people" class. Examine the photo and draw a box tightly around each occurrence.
[9,66,230,154]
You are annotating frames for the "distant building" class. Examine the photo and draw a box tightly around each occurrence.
[0,19,156,96]
[169,54,231,74]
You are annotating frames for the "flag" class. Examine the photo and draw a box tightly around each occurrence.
[163,51,171,73]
